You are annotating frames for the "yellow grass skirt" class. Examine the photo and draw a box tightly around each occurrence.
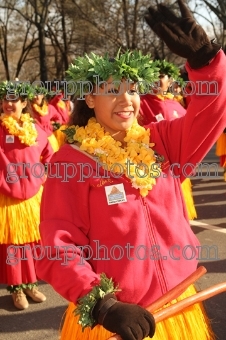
[60,285,215,340]
[0,187,43,244]
[181,178,197,220]
[48,133,59,152]
[53,125,67,148]
[216,133,226,157]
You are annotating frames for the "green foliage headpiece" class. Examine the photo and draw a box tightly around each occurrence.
[0,81,36,100]
[152,60,180,78]
[152,60,186,86]
[32,85,49,96]
[66,50,160,94]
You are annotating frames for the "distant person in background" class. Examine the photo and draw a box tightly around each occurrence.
[139,60,197,220]
[139,60,186,125]
[31,88,62,152]
[48,81,72,147]
[0,82,53,309]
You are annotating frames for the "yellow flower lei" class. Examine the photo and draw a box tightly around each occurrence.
[32,102,48,116]
[0,113,38,146]
[157,93,186,108]
[65,118,162,197]
[57,100,66,110]
[156,93,174,101]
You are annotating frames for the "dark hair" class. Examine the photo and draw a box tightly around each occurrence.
[69,98,95,127]
[21,97,34,117]
[32,95,45,107]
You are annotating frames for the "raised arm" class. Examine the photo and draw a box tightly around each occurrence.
[145,0,226,179]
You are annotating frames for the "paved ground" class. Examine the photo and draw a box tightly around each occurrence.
[190,146,226,340]
[0,145,225,340]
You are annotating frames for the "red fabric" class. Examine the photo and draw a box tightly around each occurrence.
[32,104,62,137]
[49,94,70,124]
[0,124,53,199]
[36,51,226,308]
[139,95,186,125]
[184,95,192,108]
[0,242,40,285]
[220,155,226,167]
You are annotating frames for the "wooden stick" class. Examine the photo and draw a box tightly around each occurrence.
[154,281,226,323]
[107,279,226,340]
[106,266,206,340]
[147,266,206,313]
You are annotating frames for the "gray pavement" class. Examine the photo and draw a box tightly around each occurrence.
[0,282,67,340]
[0,145,226,340]
[190,145,226,340]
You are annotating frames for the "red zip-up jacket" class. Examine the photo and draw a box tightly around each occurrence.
[49,94,70,125]
[0,124,53,199]
[36,51,226,307]
[32,103,62,137]
[139,94,186,125]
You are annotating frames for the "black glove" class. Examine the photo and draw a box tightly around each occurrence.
[92,294,155,340]
[145,0,221,69]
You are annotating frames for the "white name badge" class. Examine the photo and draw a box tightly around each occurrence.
[155,113,164,122]
[105,183,127,205]
[173,110,179,118]
[6,135,14,143]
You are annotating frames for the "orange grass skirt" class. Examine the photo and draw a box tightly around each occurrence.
[216,133,226,157]
[0,187,43,245]
[181,178,197,220]
[60,285,215,340]
[48,133,59,152]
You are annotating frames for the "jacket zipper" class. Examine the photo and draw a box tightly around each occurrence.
[140,196,168,294]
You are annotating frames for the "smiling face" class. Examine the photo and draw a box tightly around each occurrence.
[2,96,27,121]
[32,94,44,106]
[85,78,140,142]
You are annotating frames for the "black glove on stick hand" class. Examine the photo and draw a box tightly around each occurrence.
[145,0,221,69]
[92,294,156,340]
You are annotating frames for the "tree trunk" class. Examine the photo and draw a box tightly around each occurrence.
[38,23,48,81]
[61,0,69,73]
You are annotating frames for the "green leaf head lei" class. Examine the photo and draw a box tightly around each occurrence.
[152,60,180,79]
[152,59,186,87]
[66,49,160,96]
[32,84,49,97]
[0,81,36,101]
